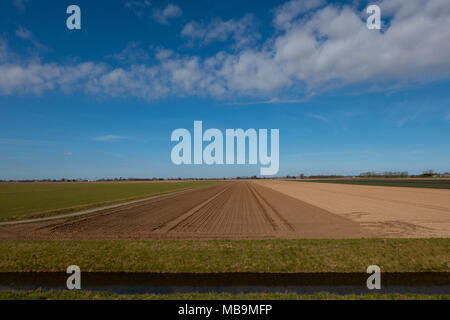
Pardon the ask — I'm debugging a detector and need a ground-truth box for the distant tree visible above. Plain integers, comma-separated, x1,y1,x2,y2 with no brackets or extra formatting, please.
421,170,434,177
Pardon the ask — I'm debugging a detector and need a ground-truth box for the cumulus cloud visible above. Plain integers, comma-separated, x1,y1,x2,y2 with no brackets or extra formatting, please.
1,0,450,100
0,60,106,95
270,0,450,90
153,4,182,25
218,50,290,94
182,14,260,48
273,0,324,29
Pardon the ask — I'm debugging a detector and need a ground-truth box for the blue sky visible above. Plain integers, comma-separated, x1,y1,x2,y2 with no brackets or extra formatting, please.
0,0,449,179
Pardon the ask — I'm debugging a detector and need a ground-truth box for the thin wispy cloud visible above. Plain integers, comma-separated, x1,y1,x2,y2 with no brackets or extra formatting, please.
13,0,28,13
228,96,312,105
108,42,150,63
15,26,48,51
93,135,128,142
124,0,151,17
342,111,364,118
397,116,411,128
308,113,328,122
0,138,49,145
287,150,381,158
396,110,426,127
15,27,32,40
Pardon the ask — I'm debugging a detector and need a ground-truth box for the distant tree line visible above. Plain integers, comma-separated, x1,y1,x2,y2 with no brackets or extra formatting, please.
360,171,409,178
1,170,450,182
292,170,450,179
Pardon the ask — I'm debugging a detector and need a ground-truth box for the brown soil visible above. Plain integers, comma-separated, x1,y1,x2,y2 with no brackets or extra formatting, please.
0,181,370,240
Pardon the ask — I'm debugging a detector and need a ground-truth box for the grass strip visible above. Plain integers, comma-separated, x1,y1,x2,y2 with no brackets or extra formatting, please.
0,239,448,273
0,289,447,300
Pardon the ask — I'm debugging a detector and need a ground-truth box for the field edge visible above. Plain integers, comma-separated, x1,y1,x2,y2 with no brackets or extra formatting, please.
0,289,448,300
1,239,448,273
0,181,221,223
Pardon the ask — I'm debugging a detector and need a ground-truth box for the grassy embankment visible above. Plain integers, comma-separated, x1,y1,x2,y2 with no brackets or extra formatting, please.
293,179,450,189
0,181,219,222
1,239,447,300
1,239,448,273
0,289,447,300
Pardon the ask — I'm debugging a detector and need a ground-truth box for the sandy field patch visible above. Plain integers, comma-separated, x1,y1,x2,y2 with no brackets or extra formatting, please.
253,180,450,238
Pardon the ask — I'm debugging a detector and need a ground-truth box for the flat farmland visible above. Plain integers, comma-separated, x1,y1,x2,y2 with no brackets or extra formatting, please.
1,180,449,239
0,181,368,240
0,181,218,222
255,180,450,238
295,178,450,189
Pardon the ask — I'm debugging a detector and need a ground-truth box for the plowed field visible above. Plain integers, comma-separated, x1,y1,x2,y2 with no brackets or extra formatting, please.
0,181,369,240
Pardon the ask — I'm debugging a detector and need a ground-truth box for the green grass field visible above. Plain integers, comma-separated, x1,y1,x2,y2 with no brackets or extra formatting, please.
294,179,450,189
0,181,218,221
0,289,447,300
1,239,448,272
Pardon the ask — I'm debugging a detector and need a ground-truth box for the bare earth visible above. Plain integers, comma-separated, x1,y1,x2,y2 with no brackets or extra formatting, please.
0,181,370,240
1,180,448,239
254,180,450,238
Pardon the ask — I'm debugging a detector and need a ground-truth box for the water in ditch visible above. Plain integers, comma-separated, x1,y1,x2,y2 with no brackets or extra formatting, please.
0,272,448,295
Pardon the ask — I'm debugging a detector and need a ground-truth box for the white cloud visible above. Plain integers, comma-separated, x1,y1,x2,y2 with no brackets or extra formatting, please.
93,135,128,142
15,27,32,40
13,0,28,13
0,61,106,95
308,113,328,122
228,95,312,105
124,0,151,17
271,0,450,90
153,4,182,25
273,0,324,29
1,0,450,100
109,42,150,63
0,37,10,63
182,14,260,48
15,27,49,51
218,50,290,94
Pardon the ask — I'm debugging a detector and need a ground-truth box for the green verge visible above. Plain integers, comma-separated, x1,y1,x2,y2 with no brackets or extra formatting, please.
0,289,448,300
0,181,219,222
292,179,450,189
0,239,448,272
